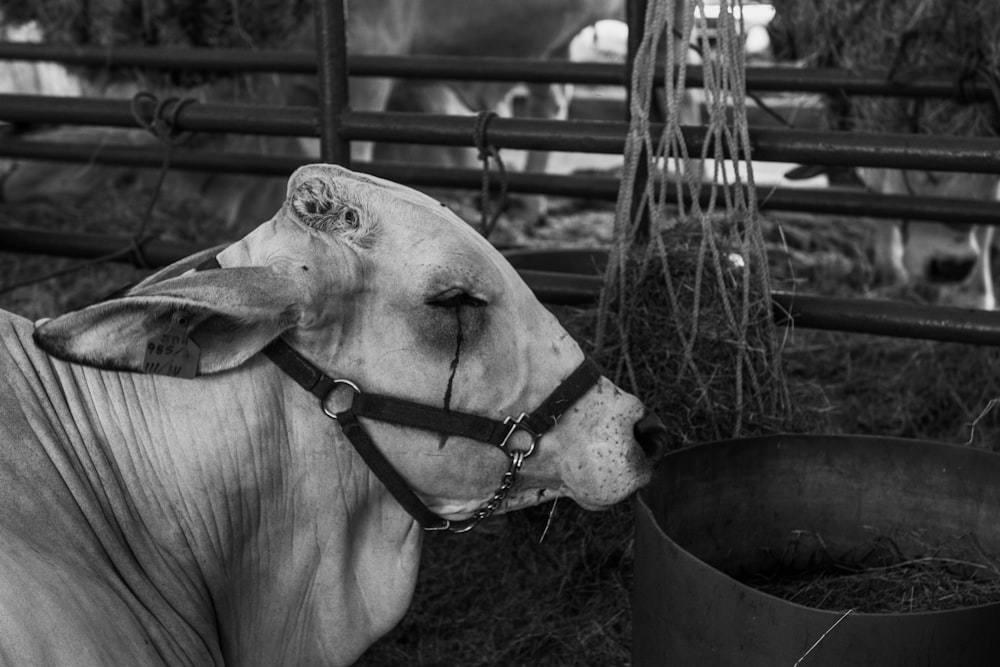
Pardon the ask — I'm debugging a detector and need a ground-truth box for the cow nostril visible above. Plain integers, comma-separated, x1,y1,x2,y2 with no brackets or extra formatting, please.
634,412,669,463
928,256,976,283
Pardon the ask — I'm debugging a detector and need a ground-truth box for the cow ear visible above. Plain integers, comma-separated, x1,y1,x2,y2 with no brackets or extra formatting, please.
33,265,308,376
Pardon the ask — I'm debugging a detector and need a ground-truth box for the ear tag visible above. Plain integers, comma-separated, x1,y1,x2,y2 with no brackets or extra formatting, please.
141,311,200,379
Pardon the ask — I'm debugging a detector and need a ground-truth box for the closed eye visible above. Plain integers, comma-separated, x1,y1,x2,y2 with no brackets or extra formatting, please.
426,290,487,309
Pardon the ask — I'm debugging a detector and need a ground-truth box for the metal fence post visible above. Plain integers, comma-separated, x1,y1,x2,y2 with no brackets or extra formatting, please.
313,0,352,166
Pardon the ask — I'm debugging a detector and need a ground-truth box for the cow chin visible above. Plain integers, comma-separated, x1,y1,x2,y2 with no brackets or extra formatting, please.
562,468,653,511
552,450,655,511
495,462,651,515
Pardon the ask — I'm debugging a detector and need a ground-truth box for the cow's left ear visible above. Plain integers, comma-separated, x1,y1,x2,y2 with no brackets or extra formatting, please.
33,265,310,376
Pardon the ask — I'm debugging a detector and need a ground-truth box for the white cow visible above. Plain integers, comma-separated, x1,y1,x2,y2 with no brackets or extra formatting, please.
859,167,998,310
0,0,625,233
2,164,666,665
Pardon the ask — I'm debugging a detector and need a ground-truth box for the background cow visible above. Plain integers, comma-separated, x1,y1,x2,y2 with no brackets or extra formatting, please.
858,168,999,310
0,0,625,237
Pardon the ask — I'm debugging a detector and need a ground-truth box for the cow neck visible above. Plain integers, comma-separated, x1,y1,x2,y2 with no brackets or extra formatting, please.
194,256,602,533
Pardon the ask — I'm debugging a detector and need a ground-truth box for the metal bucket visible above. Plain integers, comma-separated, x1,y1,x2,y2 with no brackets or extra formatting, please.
633,434,1000,666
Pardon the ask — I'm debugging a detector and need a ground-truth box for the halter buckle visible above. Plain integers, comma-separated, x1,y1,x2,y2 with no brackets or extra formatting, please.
498,412,540,459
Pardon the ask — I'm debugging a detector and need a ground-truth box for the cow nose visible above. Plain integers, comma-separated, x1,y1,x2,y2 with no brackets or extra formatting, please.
634,412,669,463
928,256,976,283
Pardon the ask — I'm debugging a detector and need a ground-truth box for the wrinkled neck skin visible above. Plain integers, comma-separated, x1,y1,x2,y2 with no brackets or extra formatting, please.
39,342,422,666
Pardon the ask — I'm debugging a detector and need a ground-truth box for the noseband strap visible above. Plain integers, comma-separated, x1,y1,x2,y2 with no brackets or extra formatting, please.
193,256,603,532
263,338,602,532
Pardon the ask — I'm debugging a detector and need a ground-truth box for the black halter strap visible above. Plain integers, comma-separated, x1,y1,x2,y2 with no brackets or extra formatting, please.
194,256,603,532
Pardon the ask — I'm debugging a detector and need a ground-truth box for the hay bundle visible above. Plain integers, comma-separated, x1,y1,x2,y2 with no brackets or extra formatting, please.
0,0,312,87
0,0,310,49
769,0,1000,137
595,0,792,445
592,217,792,445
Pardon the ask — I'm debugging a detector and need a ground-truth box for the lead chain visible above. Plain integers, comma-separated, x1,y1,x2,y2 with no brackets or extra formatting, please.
452,450,526,532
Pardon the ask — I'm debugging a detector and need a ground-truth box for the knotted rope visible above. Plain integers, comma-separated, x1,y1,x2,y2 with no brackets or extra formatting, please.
472,109,508,240
126,92,198,268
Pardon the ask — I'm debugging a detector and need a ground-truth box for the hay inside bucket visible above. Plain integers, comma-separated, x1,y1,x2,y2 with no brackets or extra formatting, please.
740,530,1000,613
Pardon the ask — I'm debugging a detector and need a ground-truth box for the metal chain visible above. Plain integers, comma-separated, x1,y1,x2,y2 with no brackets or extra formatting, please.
451,450,526,532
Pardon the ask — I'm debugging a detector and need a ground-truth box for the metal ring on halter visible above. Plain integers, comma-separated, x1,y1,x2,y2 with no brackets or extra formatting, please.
498,412,540,459
321,379,362,420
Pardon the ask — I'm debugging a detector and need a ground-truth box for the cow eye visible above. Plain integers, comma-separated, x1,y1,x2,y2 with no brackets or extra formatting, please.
427,289,487,309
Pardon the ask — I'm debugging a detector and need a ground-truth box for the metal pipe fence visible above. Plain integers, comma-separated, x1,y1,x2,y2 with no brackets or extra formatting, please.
2,94,999,173
1,0,999,345
0,41,994,100
2,135,1000,226
7,223,1000,345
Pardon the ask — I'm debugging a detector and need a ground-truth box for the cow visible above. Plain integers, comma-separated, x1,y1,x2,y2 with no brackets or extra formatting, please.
1,164,667,665
349,0,626,230
0,0,625,236
858,167,998,310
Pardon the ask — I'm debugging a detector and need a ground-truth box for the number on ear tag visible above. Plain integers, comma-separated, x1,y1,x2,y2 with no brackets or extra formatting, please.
142,311,200,379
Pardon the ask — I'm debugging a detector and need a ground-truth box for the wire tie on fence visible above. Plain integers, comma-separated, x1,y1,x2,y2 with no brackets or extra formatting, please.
885,30,922,87
124,232,156,271
130,92,198,145
954,50,987,105
472,110,508,240
125,92,198,269
955,50,1000,131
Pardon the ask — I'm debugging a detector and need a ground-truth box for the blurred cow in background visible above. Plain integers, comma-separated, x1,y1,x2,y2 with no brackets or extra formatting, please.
768,0,1000,310
858,168,999,310
0,0,624,239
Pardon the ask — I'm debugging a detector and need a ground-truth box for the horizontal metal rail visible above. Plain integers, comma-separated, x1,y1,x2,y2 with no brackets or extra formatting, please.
345,111,1000,173
1,138,998,225
0,228,199,268
4,225,1000,344
0,42,992,101
0,139,308,174
3,39,997,349
1,95,999,172
771,293,1000,345
0,94,316,135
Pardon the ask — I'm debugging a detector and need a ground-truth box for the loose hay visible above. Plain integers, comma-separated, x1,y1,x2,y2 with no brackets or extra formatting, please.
765,211,1000,448
740,531,1000,613
0,0,311,50
769,0,1000,137
0,0,312,87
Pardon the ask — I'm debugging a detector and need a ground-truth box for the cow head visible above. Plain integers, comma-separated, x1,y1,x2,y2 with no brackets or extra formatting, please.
34,163,667,520
859,168,998,309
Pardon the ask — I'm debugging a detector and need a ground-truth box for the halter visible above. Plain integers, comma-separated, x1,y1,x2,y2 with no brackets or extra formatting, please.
195,257,602,533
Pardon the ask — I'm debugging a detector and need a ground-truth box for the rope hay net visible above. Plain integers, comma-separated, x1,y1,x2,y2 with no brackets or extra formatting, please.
594,0,791,446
